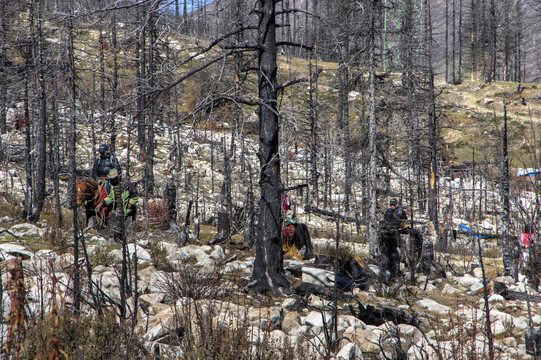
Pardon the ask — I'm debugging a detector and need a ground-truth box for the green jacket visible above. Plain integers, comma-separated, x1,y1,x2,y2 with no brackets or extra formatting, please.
104,180,139,216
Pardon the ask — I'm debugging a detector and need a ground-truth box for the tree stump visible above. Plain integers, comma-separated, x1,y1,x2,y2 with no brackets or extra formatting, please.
163,179,177,225
526,327,541,356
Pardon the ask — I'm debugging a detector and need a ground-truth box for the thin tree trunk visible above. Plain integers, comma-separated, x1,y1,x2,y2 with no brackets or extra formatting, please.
338,60,352,212
0,0,7,134
67,0,80,313
426,0,440,246
458,0,463,82
501,104,514,278
489,0,497,82
309,53,319,205
452,0,456,84
136,7,146,149
368,0,379,259
52,97,62,227
471,0,477,80
145,6,156,195
111,10,118,153
445,0,449,82
31,0,47,223
23,3,33,221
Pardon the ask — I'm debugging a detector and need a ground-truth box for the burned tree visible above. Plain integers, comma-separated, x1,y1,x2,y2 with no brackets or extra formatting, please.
248,0,291,295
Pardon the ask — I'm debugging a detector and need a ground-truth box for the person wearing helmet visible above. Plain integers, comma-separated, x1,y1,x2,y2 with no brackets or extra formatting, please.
383,198,407,230
92,143,122,181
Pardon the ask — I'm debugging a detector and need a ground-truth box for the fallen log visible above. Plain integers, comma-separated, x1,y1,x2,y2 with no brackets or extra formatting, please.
457,230,503,239
304,204,361,224
497,289,541,302
349,301,419,327
283,184,308,192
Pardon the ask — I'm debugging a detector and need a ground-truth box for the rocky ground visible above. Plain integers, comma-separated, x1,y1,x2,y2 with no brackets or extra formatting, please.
1,91,541,359
0,216,538,359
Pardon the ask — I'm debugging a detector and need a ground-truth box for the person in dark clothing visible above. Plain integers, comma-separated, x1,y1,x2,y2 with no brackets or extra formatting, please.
92,143,122,181
383,198,408,231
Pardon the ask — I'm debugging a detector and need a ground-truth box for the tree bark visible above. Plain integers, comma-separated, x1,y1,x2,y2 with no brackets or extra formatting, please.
31,0,47,223
368,0,380,259
23,3,33,221
425,0,440,248
0,0,7,134
136,5,147,149
501,104,514,278
67,0,80,313
249,0,291,295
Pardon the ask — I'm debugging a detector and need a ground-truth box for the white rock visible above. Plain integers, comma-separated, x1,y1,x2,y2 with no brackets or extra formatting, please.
473,267,484,278
54,253,74,270
457,275,481,288
282,311,301,334
423,283,438,291
93,270,119,289
139,293,166,308
337,315,366,333
442,284,460,294
337,342,364,359
501,337,518,347
197,256,216,275
9,223,43,238
490,309,514,323
302,310,332,328
144,313,178,341
36,249,57,260
89,235,107,243
488,294,505,303
308,295,325,307
452,218,469,226
109,248,150,265
494,276,515,285
158,241,178,256
511,282,527,292
267,329,287,347
289,325,310,337
209,245,224,260
492,320,509,336
224,260,251,274
480,220,494,230
180,245,211,261
470,281,484,293
398,323,423,343
513,316,528,330
416,299,451,315
166,249,190,265
0,243,33,260
302,266,334,287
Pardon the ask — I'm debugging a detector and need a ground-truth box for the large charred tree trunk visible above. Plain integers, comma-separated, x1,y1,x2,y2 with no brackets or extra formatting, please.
249,0,291,295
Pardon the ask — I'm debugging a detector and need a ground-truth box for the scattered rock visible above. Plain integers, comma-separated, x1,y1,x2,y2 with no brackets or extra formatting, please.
416,299,451,315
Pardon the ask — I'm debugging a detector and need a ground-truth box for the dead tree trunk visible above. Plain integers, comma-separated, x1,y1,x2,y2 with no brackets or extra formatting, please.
249,0,291,295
